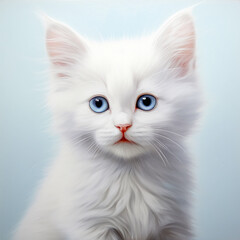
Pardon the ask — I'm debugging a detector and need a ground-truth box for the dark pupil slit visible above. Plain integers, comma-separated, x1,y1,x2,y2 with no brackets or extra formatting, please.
95,99,103,108
142,97,151,106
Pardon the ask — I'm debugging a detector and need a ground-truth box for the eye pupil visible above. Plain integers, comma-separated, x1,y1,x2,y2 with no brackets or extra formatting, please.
95,99,102,108
142,97,151,106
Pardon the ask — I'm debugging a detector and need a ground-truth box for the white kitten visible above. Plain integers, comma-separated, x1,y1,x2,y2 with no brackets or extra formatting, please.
13,8,202,240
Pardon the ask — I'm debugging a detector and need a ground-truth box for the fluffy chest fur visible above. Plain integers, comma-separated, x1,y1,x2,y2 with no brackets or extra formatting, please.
52,148,191,240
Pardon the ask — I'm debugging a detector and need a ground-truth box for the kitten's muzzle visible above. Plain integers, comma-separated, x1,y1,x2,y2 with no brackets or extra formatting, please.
114,124,134,144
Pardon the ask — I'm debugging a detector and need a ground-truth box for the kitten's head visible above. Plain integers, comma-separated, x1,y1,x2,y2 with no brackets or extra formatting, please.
45,9,202,160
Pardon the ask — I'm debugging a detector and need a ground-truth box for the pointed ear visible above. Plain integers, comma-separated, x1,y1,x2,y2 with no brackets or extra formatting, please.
154,9,196,77
44,16,87,77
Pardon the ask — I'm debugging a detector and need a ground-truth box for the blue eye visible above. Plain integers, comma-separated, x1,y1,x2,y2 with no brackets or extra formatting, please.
89,96,109,113
136,94,156,111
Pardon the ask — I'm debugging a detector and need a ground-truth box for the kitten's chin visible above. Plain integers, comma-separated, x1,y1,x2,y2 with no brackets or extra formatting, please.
104,142,146,160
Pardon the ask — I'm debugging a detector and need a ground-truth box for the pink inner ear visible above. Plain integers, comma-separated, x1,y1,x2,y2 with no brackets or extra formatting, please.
46,29,76,67
46,30,60,58
157,10,196,76
45,20,87,71
173,20,195,75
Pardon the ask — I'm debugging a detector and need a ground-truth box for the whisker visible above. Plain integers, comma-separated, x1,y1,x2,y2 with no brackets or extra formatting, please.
154,138,182,163
152,133,185,152
150,140,168,166
92,144,101,160
153,128,184,138
74,135,92,145
87,141,97,153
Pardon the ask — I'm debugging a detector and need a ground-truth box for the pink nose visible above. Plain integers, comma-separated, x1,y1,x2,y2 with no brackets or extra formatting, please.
115,124,132,133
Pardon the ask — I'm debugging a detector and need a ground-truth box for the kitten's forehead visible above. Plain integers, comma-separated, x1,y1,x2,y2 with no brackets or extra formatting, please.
89,38,157,103
91,38,156,76
106,65,137,110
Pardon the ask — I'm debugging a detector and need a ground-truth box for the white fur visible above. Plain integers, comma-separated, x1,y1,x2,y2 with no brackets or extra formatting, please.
13,9,202,240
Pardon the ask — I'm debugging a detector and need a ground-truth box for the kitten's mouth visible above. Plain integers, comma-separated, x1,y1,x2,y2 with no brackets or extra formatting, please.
115,135,135,144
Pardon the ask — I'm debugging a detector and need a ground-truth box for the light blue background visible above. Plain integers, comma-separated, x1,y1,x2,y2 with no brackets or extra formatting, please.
1,0,240,239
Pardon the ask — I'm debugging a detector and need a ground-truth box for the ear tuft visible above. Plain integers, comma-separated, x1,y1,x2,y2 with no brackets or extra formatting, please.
154,9,196,77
